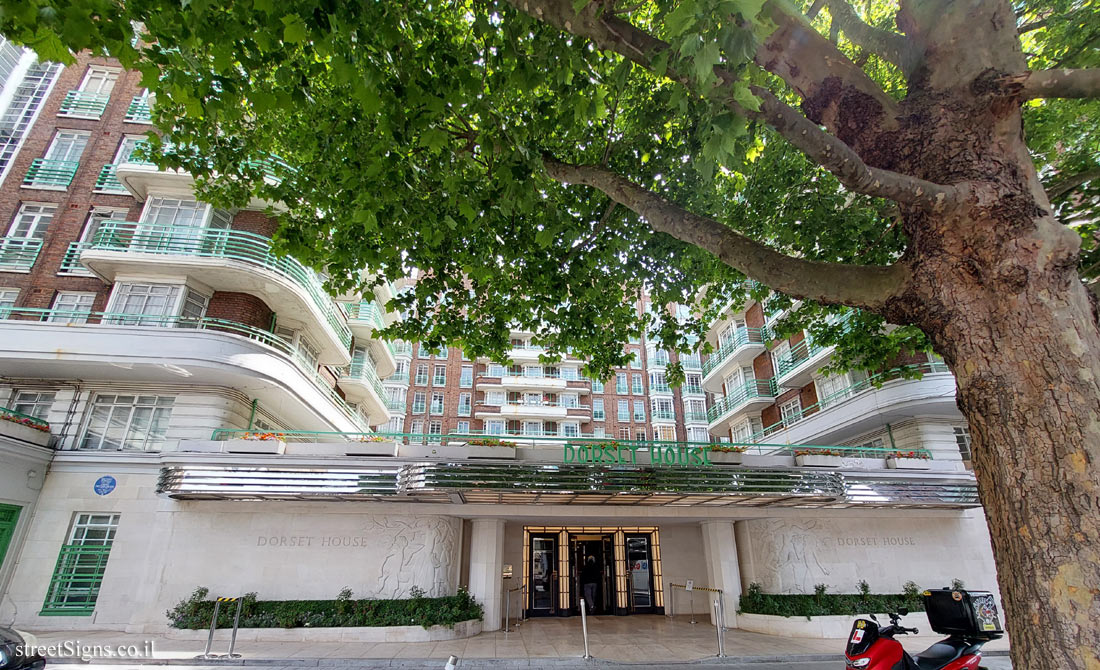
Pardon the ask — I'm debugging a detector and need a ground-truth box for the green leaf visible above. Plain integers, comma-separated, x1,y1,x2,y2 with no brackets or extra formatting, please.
693,41,721,84
281,15,309,44
732,81,762,112
664,1,697,37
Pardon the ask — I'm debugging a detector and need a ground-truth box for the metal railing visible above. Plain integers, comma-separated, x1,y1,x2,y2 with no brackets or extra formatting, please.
58,90,110,117
0,307,367,431
23,159,80,188
341,300,385,329
701,327,768,378
88,220,352,348
0,405,50,432
125,95,151,122
706,378,778,423
682,384,705,396
58,242,94,275
94,163,127,192
0,238,44,271
775,338,826,378
337,360,386,400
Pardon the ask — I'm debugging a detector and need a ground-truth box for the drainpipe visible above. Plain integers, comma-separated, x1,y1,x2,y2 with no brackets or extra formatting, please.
886,423,896,450
247,399,258,430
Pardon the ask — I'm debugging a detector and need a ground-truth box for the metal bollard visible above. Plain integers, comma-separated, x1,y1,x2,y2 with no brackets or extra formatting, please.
689,589,696,624
713,600,725,657
197,599,222,659
504,589,511,634
580,598,592,659
225,597,244,658
444,655,459,669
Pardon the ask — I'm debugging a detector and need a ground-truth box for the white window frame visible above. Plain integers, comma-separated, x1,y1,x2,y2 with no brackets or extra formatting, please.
12,390,55,420
779,397,802,426
485,419,505,436
459,365,473,388
430,392,445,415
79,394,174,451
77,66,120,96
592,398,604,421
7,202,56,239
48,291,96,323
43,130,90,162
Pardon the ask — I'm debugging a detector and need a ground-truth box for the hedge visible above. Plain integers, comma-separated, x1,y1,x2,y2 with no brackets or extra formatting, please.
167,586,482,630
737,581,952,620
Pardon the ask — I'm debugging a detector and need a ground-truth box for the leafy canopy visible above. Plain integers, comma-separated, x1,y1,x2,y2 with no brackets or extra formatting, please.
1,0,1094,379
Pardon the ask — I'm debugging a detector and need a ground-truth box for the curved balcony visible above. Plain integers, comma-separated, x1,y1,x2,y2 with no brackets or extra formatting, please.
79,220,352,364
474,401,591,421
707,378,777,435
336,361,390,425
340,300,397,377
775,339,831,389
701,327,768,393
0,308,367,432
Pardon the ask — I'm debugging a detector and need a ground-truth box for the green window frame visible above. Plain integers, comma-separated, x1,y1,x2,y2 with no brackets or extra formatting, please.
0,503,22,573
41,513,119,616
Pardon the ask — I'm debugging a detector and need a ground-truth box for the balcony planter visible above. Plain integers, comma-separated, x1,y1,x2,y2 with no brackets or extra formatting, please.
887,457,933,470
0,419,51,447
224,437,286,455
286,441,399,457
709,449,744,465
400,443,516,460
796,454,845,468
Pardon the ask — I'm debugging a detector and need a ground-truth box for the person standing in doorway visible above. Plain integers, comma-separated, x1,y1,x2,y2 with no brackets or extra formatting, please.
581,555,599,613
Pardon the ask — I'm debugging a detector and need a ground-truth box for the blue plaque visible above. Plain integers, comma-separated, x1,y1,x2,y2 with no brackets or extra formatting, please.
93,475,117,496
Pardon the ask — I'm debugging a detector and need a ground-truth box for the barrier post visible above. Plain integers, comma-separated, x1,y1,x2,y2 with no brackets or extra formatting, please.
713,600,726,657
197,598,222,659
504,588,511,634
689,589,696,624
225,597,244,658
580,598,592,659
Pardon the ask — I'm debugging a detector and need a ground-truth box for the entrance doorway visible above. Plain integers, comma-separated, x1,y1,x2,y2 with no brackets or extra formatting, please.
0,503,22,572
523,526,663,617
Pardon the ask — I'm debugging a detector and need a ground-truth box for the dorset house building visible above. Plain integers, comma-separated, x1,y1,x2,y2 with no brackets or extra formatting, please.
0,41,1001,635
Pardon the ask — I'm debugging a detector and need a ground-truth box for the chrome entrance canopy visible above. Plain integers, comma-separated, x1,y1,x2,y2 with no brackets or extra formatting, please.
157,462,981,509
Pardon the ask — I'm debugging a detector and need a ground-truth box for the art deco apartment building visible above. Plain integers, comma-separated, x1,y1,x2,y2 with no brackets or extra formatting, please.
0,45,998,640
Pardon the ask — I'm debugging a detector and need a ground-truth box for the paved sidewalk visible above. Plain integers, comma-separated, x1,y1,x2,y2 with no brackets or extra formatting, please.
23,615,1010,665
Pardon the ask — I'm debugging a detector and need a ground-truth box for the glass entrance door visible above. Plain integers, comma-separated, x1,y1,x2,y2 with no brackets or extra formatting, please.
626,534,657,612
571,534,613,615
527,534,558,616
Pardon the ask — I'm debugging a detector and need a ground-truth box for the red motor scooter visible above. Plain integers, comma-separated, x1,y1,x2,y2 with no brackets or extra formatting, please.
844,588,1004,669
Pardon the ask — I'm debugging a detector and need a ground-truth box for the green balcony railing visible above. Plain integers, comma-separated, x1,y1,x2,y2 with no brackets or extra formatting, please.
342,300,386,329
58,90,111,118
386,398,407,412
680,354,702,370
385,370,409,384
775,339,826,379
58,242,94,275
23,159,80,188
684,410,709,423
0,238,44,272
1,406,50,432
701,327,769,378
94,164,127,192
89,220,353,349
0,307,368,431
706,378,778,423
650,382,672,394
651,409,676,420
339,360,386,402
390,341,413,356
682,384,705,396
125,96,151,123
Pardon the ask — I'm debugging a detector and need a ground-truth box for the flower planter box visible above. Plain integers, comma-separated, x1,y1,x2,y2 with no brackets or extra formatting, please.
516,447,571,462
164,618,482,643
887,457,933,470
223,438,286,455
737,612,927,639
399,443,516,460
0,420,51,447
796,454,844,467
709,451,744,465
286,441,399,457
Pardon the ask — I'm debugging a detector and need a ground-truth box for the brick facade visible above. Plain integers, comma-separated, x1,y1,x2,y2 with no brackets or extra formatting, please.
205,291,274,331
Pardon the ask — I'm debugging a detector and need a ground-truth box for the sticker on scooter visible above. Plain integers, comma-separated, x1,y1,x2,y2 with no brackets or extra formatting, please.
851,629,865,644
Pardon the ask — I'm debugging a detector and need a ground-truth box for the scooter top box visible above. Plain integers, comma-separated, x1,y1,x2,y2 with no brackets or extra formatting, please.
922,588,1004,640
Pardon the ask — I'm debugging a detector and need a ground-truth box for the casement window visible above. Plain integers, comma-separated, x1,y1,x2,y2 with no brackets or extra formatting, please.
113,135,145,165
430,392,444,415
487,363,505,378
459,365,473,388
687,426,710,443
592,398,604,421
427,420,442,443
633,400,646,423
78,207,129,244
456,420,470,434
12,390,55,419
649,371,669,392
651,397,674,420
41,513,120,615
632,374,643,395
410,420,424,443
78,66,119,96
655,425,676,441
617,399,629,422
106,282,208,326
433,364,447,386
411,391,426,414
139,197,217,230
618,427,631,441
629,351,642,369
8,202,56,239
719,318,748,348
382,416,404,434
414,364,429,386
523,364,542,378
561,422,579,438
80,394,174,451
485,390,505,406
522,421,542,436
561,366,578,381
389,359,409,382
683,373,704,395
48,291,95,323
724,366,755,395
954,426,972,461
485,419,505,436
591,378,604,394
592,427,605,438
771,340,792,373
615,373,628,393
681,354,702,370
779,397,803,427
730,417,763,443
561,393,578,409
457,392,471,416
386,386,406,406
650,349,670,367
684,399,707,423
44,130,89,163
0,288,19,315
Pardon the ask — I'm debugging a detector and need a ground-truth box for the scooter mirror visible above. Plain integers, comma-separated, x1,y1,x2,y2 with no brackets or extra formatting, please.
898,607,908,616
869,613,878,622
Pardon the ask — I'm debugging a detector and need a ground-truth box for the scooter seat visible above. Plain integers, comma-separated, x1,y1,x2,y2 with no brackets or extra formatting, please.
912,639,972,669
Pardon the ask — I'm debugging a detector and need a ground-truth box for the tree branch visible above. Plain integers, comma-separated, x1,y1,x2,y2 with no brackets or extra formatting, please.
995,69,1100,99
1046,167,1100,201
822,0,918,74
543,158,911,309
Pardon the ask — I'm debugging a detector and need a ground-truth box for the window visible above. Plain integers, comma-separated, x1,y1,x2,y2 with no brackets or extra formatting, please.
140,197,208,230
593,427,605,438
816,371,867,408
688,426,710,442
44,130,89,163
616,373,627,394
655,425,676,441
0,59,61,183
113,135,144,165
617,399,630,421
456,420,470,434
629,351,642,369
428,420,442,443
433,364,447,386
412,391,426,414
649,371,669,393
772,340,792,374
78,66,119,96
633,400,646,422
650,349,670,367
77,207,129,246
779,397,802,426
383,416,404,434
12,390,55,419
487,363,505,378
632,374,643,395
458,392,471,416
41,513,120,615
460,365,473,388
684,399,707,423
485,390,505,406
80,394,174,451
618,427,631,441
486,420,505,436
591,378,604,394
388,359,409,382
430,392,445,415
410,419,424,443
296,334,320,369
386,387,407,409
107,283,184,324
651,397,674,420
48,291,95,323
561,366,578,381
561,393,579,409
592,398,604,421
955,426,972,461
522,421,542,436
683,373,704,395
730,417,762,443
8,202,56,239
414,364,429,386
562,422,579,438
0,288,17,316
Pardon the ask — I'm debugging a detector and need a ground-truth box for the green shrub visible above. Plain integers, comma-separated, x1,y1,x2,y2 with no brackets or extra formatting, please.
738,582,926,620
167,586,482,630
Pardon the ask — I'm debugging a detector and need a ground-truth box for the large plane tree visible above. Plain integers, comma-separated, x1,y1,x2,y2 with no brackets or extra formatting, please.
4,0,1099,665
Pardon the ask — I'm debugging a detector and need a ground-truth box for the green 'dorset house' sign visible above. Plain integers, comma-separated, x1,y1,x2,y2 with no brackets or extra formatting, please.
563,443,713,467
